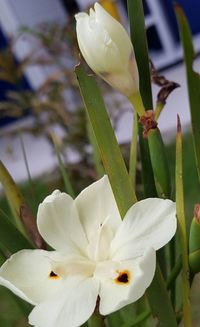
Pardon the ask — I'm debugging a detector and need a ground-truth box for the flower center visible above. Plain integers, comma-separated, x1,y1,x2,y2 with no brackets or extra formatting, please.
115,270,131,285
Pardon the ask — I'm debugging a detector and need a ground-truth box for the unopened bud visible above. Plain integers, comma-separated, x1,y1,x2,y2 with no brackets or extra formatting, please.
75,2,139,97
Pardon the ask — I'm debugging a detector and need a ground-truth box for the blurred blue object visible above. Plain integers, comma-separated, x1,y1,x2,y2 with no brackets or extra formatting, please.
161,0,200,41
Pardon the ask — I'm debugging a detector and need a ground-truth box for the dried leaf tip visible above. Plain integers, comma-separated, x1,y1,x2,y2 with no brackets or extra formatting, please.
177,114,182,134
194,204,200,223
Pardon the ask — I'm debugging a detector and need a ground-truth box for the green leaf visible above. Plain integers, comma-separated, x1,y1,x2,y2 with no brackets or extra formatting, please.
175,5,200,182
0,160,27,235
176,116,192,326
146,264,177,327
87,121,104,178
75,63,137,218
127,0,152,108
0,161,45,249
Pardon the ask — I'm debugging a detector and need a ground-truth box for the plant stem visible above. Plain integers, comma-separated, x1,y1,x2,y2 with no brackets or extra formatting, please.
18,130,35,199
154,102,164,121
51,133,75,198
129,110,138,187
129,92,145,117
169,237,176,307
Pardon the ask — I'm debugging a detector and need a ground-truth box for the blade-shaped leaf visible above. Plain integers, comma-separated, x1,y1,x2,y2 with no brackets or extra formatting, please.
75,63,137,218
175,5,200,182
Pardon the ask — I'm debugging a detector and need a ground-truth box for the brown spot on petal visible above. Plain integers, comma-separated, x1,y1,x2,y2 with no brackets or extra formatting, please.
115,270,131,285
49,271,60,280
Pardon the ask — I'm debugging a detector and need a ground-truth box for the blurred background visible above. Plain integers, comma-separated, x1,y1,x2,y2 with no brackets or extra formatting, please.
0,0,199,183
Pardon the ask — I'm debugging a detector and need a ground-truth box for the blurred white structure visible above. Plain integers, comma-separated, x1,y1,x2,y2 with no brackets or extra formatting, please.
0,0,198,183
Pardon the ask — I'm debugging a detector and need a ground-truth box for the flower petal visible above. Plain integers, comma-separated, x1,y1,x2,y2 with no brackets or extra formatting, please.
75,175,121,247
37,190,88,254
98,248,156,315
110,198,177,260
94,2,133,64
29,276,99,327
0,250,65,305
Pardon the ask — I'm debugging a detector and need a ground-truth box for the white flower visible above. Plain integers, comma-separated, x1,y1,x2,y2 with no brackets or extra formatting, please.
75,3,139,97
0,176,176,327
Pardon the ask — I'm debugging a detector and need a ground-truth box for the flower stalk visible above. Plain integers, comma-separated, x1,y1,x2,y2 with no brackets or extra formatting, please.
129,110,138,187
128,92,145,117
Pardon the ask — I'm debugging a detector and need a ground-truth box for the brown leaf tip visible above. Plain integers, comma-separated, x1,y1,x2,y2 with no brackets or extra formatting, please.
194,204,200,223
139,110,158,138
177,114,182,134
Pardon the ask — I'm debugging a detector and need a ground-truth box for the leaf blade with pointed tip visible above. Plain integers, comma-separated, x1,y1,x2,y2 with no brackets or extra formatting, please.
175,5,200,182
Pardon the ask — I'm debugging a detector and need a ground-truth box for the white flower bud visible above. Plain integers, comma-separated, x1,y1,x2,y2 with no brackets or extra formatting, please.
75,2,139,97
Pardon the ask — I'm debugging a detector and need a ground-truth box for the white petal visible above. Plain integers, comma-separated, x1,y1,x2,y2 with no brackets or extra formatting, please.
37,190,88,254
0,250,65,305
110,198,177,260
76,14,122,73
75,176,121,258
29,276,99,327
98,248,156,315
94,2,133,64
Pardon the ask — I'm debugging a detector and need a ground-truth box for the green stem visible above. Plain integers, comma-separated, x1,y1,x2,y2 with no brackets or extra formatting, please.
167,256,182,290
18,130,35,199
176,117,192,327
129,110,138,187
128,92,145,117
154,102,164,121
169,237,176,307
